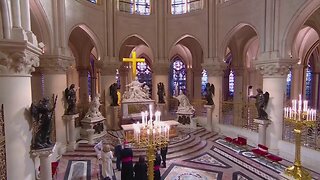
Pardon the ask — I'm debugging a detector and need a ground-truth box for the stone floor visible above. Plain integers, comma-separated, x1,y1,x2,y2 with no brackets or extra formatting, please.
56,125,320,180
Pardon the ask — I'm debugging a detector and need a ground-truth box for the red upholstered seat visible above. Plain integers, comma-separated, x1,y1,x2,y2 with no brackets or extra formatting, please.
225,137,233,143
266,154,282,162
252,144,269,157
232,136,247,146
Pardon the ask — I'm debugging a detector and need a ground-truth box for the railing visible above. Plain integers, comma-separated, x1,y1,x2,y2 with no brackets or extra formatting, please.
220,100,258,132
283,118,320,151
0,104,7,180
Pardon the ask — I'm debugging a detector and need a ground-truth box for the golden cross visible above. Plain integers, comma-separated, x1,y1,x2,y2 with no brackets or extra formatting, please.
123,51,145,80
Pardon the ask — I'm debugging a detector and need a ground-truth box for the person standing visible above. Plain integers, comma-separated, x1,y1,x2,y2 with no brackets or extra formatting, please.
114,138,123,171
94,140,104,160
133,156,148,180
160,144,168,168
101,145,113,180
120,141,134,180
154,150,161,180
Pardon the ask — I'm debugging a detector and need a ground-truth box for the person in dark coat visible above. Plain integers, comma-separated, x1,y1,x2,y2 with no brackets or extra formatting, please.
134,155,148,180
114,138,122,171
120,141,134,180
154,151,161,180
160,144,168,168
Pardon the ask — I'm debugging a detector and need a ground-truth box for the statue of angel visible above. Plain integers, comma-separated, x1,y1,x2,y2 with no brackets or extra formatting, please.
157,82,165,104
250,88,269,120
64,84,77,115
30,95,57,149
205,83,215,105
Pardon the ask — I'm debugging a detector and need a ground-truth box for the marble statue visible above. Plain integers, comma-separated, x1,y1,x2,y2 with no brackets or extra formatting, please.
157,82,165,103
205,83,215,105
122,77,151,102
109,83,119,106
173,90,195,114
64,84,77,115
85,93,103,118
30,95,57,149
250,88,269,120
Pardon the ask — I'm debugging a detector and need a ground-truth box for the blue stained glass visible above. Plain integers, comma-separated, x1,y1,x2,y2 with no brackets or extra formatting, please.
201,69,208,96
286,69,292,99
170,58,187,95
88,0,97,4
136,61,152,96
116,69,120,89
229,70,234,96
88,71,92,98
306,65,312,101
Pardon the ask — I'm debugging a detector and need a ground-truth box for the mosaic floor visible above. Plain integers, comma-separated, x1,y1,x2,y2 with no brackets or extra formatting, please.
56,125,320,180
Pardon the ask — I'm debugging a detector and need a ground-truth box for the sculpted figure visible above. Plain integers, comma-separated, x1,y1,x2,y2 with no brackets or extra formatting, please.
173,90,195,114
122,77,150,101
64,84,77,115
250,88,270,120
85,93,102,118
205,83,215,105
110,83,119,106
30,95,57,149
157,82,165,104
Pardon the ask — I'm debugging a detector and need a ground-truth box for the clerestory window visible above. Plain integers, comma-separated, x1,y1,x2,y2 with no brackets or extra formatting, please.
171,0,203,15
118,0,151,15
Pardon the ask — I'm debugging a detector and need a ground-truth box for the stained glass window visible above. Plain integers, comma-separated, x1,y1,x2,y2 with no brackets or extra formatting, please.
286,69,292,99
201,69,208,96
229,70,234,97
119,0,150,15
170,57,187,95
87,0,97,4
116,69,121,89
88,71,92,98
171,0,203,14
305,65,312,101
136,61,152,96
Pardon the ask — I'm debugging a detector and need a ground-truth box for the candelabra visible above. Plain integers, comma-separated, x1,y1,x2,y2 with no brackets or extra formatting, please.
283,95,316,180
132,106,170,180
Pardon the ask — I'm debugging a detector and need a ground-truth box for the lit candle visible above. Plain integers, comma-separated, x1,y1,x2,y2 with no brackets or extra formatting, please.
149,104,153,121
303,100,308,112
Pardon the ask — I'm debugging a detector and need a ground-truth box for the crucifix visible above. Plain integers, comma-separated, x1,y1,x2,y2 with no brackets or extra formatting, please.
123,51,145,80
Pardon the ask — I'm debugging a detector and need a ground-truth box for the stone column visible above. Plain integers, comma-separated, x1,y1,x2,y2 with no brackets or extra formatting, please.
63,114,79,151
31,148,54,180
99,59,121,130
187,67,194,98
254,119,271,145
255,57,294,152
39,55,73,154
193,69,203,99
202,58,227,132
204,105,214,131
78,67,89,104
0,42,41,180
233,68,244,127
152,61,170,116
291,64,303,100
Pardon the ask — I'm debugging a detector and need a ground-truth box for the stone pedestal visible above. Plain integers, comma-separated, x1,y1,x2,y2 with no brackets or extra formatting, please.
63,114,79,152
254,118,271,145
204,105,214,131
81,116,107,141
176,112,196,128
110,106,121,130
31,147,54,180
87,129,95,145
156,103,167,117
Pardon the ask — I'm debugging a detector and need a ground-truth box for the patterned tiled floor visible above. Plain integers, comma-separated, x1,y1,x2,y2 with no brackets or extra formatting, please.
56,125,320,180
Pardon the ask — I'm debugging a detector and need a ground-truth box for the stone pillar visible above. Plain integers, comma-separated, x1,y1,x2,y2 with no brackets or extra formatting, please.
202,58,227,132
20,0,31,31
204,105,214,131
11,0,22,28
31,148,54,180
193,69,203,99
255,57,294,152
187,67,194,98
99,59,121,130
291,64,303,100
0,42,41,180
78,67,90,104
38,55,73,154
233,68,244,126
254,119,271,145
63,114,79,151
152,61,170,114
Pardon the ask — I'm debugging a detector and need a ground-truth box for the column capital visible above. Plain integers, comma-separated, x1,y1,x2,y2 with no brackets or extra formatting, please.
39,55,74,74
152,62,170,75
98,58,121,76
254,58,297,78
202,58,227,76
31,147,54,158
0,40,41,76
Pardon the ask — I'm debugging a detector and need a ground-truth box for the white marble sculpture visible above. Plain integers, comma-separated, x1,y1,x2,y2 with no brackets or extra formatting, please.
173,90,195,114
85,93,103,118
122,77,151,102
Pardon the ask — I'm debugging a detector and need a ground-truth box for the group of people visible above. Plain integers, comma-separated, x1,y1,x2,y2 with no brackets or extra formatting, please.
94,138,168,180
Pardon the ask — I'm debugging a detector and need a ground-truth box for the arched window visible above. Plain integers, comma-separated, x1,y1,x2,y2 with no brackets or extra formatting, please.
87,0,101,4
171,0,203,15
170,57,187,95
136,61,152,96
305,65,312,101
286,69,292,99
116,69,121,89
229,70,234,97
88,56,95,99
119,0,150,15
201,69,208,96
